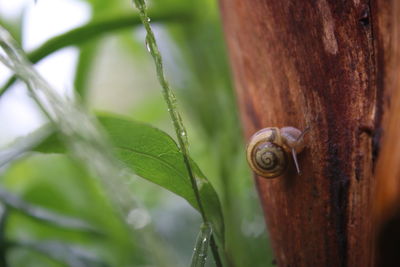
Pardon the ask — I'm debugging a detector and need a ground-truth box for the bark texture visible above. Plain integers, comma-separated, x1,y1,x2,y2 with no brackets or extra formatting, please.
218,0,398,266
373,0,400,266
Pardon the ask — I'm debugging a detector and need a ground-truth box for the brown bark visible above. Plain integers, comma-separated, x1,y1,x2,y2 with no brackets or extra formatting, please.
373,0,400,266
218,1,399,266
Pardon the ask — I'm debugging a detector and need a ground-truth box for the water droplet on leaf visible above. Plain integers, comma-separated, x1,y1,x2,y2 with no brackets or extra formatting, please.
145,39,151,52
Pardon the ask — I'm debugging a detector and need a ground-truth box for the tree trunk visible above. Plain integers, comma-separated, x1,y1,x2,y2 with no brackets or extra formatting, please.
373,0,400,266
218,1,399,266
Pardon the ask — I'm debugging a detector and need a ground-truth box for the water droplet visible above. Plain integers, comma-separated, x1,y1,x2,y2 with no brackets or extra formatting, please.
145,39,151,52
190,223,212,266
195,177,206,190
147,17,151,22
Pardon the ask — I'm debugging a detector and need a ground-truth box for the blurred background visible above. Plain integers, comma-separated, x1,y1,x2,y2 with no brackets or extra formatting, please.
0,0,273,266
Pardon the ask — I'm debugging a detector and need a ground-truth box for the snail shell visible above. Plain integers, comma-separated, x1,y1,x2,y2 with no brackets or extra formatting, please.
246,127,307,178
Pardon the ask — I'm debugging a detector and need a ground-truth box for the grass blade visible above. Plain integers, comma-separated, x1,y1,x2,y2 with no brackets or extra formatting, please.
190,223,212,267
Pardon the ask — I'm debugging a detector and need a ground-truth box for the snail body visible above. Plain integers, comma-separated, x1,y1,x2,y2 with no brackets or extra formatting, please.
246,127,308,178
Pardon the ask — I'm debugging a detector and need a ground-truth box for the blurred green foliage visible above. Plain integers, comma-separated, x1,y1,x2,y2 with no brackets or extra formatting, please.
0,0,274,266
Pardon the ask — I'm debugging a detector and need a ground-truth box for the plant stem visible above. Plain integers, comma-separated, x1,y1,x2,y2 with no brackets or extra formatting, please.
132,0,207,222
210,236,223,267
131,1,222,266
0,7,191,97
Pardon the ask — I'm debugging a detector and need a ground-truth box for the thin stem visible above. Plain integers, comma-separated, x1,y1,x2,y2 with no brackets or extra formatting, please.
210,236,223,267
0,7,191,97
131,1,222,266
133,1,207,221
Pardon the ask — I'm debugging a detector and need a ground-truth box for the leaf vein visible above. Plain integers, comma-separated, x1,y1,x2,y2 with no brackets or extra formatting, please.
117,146,192,188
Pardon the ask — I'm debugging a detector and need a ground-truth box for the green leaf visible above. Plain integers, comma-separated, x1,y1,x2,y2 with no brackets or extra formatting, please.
34,114,225,243
0,8,192,97
33,132,66,154
2,154,147,266
0,187,102,235
98,115,224,243
11,240,109,267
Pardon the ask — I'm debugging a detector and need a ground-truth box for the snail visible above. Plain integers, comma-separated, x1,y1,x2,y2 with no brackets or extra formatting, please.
246,126,309,178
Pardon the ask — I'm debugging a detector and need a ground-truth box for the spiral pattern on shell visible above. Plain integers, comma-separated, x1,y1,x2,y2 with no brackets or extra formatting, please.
249,141,287,178
246,126,308,178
